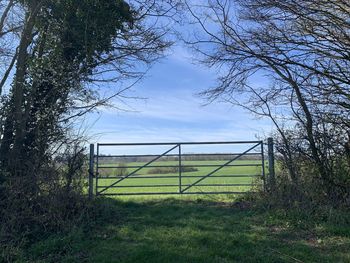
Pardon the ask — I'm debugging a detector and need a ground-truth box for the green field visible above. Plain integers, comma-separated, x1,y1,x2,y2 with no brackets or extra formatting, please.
95,160,264,195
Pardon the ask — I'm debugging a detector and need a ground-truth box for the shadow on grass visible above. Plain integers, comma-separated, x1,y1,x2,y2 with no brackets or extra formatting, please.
26,197,350,263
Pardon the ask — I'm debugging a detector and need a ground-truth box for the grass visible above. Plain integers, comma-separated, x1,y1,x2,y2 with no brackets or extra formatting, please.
97,160,264,195
20,195,350,263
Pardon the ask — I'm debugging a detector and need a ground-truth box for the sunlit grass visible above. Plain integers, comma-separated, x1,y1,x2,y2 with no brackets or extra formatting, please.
25,197,350,263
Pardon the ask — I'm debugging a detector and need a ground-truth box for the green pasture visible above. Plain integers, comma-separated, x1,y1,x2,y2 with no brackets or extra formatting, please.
95,160,265,195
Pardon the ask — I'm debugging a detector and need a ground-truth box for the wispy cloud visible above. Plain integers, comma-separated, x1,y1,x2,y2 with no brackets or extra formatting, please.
86,40,274,153
101,89,237,123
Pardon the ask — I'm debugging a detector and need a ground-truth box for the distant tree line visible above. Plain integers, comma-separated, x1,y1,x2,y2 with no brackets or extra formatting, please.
97,153,262,164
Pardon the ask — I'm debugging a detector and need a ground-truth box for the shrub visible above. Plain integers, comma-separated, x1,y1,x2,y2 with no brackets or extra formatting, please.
147,166,198,174
0,143,89,262
114,163,128,177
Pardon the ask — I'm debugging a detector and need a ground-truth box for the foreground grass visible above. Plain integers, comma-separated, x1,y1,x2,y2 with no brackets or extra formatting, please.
19,196,350,263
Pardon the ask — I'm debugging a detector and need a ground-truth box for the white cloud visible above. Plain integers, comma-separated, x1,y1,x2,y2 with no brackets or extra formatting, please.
100,87,239,123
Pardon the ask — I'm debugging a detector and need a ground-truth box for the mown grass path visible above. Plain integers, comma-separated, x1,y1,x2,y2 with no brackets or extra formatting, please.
27,197,350,263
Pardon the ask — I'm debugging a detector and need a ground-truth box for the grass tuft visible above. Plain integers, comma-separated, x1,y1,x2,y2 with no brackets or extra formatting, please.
16,196,350,263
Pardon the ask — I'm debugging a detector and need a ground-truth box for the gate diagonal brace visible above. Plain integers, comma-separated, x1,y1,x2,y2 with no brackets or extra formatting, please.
98,144,179,195
181,142,262,193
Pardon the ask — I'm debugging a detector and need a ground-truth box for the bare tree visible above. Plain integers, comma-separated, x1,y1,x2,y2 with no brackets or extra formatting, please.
184,0,350,202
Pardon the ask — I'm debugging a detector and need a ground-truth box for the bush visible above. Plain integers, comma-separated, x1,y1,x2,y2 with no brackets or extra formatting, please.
147,166,198,174
115,163,128,177
0,143,90,262
266,129,350,208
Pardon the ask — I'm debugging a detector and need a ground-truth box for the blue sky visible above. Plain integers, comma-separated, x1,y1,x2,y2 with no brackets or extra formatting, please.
87,44,274,152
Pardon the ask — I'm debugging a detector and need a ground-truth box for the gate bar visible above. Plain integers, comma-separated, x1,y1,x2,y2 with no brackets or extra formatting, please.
98,174,261,179
96,143,100,196
179,144,182,193
99,164,262,169
88,144,94,199
101,192,257,196
97,183,256,188
260,142,266,191
98,152,260,158
98,141,262,146
267,137,275,190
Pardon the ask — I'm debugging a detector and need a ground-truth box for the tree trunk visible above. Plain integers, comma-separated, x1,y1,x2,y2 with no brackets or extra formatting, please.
0,2,41,168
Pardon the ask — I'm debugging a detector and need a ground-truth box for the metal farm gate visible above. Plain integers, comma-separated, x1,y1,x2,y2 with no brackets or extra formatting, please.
88,139,275,197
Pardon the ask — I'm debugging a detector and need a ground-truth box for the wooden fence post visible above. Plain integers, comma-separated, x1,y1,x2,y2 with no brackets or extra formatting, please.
89,144,94,199
267,137,276,190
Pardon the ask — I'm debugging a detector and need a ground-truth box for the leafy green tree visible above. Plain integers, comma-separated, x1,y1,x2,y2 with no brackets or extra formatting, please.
0,0,179,243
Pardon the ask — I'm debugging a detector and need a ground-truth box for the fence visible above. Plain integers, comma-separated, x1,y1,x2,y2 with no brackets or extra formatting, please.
88,139,275,197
